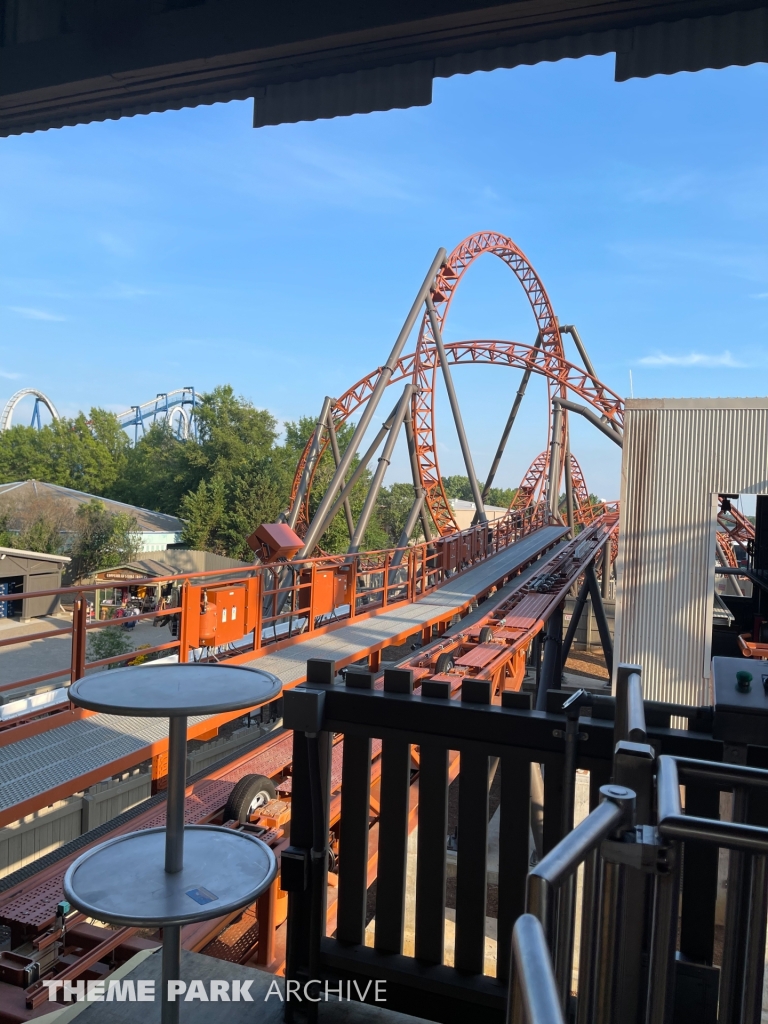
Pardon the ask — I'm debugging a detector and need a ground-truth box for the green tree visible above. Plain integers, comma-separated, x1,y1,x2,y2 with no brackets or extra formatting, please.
0,408,128,495
185,385,279,487
0,512,13,548
69,500,141,579
281,415,388,554
179,477,228,554
487,486,517,508
16,515,65,554
87,626,134,666
110,422,195,514
0,425,51,482
441,475,475,501
377,482,418,547
439,475,516,509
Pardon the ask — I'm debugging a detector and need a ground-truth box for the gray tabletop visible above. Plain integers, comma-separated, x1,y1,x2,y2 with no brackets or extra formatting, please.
68,663,282,717
63,825,277,926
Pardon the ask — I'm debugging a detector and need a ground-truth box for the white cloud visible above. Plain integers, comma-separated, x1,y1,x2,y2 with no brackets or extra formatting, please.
8,306,66,322
0,369,21,380
752,292,768,299
638,351,745,368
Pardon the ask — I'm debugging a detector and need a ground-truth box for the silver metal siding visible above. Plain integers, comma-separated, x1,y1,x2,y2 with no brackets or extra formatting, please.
615,399,768,706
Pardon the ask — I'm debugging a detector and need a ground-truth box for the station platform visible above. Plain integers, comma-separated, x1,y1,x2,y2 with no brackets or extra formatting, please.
0,526,567,829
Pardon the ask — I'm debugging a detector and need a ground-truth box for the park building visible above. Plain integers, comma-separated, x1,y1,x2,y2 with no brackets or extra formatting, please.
0,479,184,553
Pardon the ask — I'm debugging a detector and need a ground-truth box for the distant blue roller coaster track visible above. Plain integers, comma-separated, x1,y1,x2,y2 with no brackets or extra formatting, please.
0,386,197,442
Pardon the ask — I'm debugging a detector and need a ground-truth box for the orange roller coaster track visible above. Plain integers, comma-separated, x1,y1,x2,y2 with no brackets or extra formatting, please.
289,231,625,546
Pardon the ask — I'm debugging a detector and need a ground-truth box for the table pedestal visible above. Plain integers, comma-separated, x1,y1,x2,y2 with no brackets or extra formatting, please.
65,713,276,1023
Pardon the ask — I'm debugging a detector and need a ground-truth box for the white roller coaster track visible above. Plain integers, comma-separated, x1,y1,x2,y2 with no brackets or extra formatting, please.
0,389,60,431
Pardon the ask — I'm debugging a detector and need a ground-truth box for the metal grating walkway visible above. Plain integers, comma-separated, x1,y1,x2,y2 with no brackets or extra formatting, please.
240,526,567,684
0,526,566,823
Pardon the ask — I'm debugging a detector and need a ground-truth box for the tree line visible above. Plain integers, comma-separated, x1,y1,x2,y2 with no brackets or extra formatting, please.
0,385,528,566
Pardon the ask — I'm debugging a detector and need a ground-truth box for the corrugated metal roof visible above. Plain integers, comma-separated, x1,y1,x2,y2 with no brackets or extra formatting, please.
615,6,768,81
253,61,433,128
0,2,765,136
0,546,70,564
615,398,768,707
0,480,183,535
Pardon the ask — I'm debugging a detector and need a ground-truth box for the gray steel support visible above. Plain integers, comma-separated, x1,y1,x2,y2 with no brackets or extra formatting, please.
165,715,187,874
161,924,181,1024
300,248,446,555
287,396,331,530
324,405,356,540
645,854,681,1024
559,324,597,379
601,540,612,599
586,563,614,678
562,573,590,664
301,397,402,550
553,398,623,447
477,333,543,522
564,431,575,534
391,494,425,567
404,413,433,542
348,384,413,553
548,403,564,519
426,294,487,523
536,604,563,711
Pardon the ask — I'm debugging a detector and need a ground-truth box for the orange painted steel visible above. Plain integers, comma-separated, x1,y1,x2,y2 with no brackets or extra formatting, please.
290,339,623,538
413,232,568,534
398,512,619,699
0,501,549,753
289,231,623,541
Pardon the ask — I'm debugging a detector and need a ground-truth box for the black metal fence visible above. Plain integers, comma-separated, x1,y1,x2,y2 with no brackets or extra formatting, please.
280,656,768,1024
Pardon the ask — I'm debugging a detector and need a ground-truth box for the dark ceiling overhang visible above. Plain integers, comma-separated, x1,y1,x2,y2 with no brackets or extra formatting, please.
0,0,766,136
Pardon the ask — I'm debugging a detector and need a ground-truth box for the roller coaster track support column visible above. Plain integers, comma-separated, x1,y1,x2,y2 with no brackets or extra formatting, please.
586,563,613,677
324,405,356,540
548,403,564,520
404,415,433,543
475,333,544,526
426,294,487,524
348,384,413,553
536,603,564,711
288,396,332,530
300,248,446,556
601,540,612,600
559,324,597,379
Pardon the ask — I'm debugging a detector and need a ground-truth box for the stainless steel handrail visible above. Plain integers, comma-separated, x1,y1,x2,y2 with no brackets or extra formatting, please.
509,915,566,1024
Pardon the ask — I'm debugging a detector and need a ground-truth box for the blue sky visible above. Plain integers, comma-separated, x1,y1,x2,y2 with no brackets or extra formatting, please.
0,54,766,501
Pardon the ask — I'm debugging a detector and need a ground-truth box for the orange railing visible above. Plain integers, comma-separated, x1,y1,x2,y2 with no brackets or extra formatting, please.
0,505,549,733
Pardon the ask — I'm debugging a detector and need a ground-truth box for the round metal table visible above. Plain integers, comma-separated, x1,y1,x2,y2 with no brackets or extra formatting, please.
63,663,282,1024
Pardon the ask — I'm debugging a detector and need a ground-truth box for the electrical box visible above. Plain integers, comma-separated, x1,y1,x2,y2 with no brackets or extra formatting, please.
438,537,460,572
198,585,247,647
247,522,303,561
712,656,768,746
298,568,350,617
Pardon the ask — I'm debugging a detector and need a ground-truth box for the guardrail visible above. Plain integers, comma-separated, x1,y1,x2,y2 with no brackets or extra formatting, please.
281,657,747,1024
0,505,548,732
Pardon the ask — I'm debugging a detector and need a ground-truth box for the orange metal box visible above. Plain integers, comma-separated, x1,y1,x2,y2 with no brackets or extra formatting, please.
198,585,247,646
298,568,349,617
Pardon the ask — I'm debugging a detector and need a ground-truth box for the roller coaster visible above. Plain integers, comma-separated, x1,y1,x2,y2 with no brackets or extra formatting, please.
0,386,197,441
0,231,755,1016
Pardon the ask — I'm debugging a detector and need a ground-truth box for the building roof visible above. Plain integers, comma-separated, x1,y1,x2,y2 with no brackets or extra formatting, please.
0,2,764,136
0,481,184,536
93,550,251,582
0,547,70,564
449,499,509,514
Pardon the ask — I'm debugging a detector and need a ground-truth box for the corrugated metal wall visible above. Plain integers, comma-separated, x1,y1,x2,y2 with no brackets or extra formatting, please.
615,399,768,706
